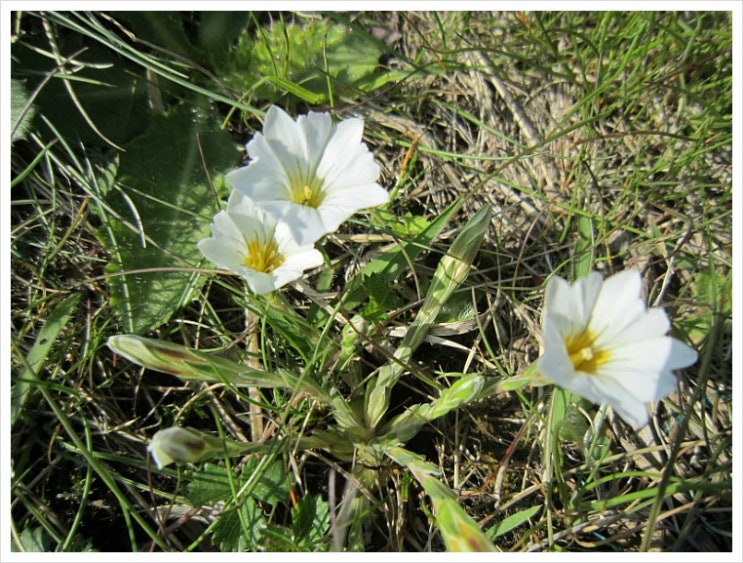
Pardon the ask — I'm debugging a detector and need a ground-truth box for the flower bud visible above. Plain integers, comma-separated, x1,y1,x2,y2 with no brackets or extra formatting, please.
147,427,213,469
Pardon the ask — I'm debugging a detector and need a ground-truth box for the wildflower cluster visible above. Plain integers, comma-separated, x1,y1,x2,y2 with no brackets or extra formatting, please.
197,105,389,293
109,104,699,552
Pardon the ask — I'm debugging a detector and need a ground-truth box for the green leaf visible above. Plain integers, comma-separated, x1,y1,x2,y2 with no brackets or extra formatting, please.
380,375,484,443
242,456,290,507
186,463,233,506
221,17,385,105
364,206,492,429
485,506,540,539
11,79,36,141
114,12,204,64
12,527,53,552
343,197,464,313
572,214,595,279
243,293,327,363
13,38,150,147
97,105,238,333
11,294,80,424
211,499,265,552
686,267,732,345
186,458,288,508
384,446,496,552
293,494,330,548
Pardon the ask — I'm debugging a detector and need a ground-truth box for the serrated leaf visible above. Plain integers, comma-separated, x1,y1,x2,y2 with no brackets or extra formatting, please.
186,458,289,508
243,456,290,506
98,105,238,333
211,499,264,552
293,494,330,548
186,463,234,506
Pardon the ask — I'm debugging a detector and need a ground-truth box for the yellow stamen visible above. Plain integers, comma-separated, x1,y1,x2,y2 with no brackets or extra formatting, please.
565,329,609,375
290,180,325,208
244,239,284,273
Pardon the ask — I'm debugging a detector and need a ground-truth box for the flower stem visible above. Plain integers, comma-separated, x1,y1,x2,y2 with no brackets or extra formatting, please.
246,308,265,442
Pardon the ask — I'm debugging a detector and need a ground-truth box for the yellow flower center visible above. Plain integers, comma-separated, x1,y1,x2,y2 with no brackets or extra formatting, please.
244,239,284,273
565,329,610,375
290,179,325,208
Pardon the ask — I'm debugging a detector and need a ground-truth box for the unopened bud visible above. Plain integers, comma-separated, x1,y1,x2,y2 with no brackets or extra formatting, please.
147,426,264,469
148,427,213,469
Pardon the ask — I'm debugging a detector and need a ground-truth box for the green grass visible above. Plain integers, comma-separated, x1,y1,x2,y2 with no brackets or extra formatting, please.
9,10,734,553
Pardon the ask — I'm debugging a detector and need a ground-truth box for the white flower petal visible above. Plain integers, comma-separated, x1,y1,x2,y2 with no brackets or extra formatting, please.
222,106,387,243
261,106,315,180
589,269,646,341
544,273,602,337
197,236,243,270
537,269,698,429
537,317,576,386
271,248,324,289
270,201,326,246
198,189,323,293
321,152,383,193
241,269,279,295
226,156,292,202
316,118,366,182
299,111,334,164
582,375,651,429
668,338,698,369
596,307,670,348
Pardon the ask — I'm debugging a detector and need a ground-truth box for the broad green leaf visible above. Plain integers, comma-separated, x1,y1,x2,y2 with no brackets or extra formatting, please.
11,294,80,424
186,463,235,506
243,456,290,507
196,12,253,65
12,527,52,552
293,494,330,548
113,12,204,64
211,499,265,552
97,105,238,333
221,17,385,104
12,37,150,147
186,458,288,507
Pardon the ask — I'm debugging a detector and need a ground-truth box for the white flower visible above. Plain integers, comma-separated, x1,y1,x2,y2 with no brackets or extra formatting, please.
536,269,698,429
198,190,323,294
225,105,389,245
